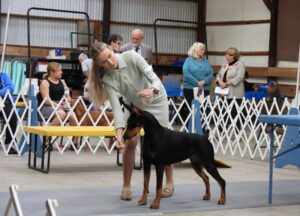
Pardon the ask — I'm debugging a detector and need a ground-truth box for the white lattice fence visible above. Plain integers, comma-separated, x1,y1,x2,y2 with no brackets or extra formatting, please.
0,92,30,155
37,95,116,154
198,97,292,160
1,92,295,160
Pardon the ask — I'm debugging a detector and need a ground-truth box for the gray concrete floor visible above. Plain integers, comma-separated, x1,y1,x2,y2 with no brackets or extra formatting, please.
1,146,299,215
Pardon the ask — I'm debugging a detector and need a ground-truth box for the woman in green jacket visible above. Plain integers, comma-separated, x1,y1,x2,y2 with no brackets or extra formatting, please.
87,42,174,201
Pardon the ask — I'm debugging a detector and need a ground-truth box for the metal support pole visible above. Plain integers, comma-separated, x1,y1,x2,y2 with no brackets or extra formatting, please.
0,7,11,71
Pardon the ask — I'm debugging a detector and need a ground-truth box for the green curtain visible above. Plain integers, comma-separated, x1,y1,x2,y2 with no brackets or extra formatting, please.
2,61,26,94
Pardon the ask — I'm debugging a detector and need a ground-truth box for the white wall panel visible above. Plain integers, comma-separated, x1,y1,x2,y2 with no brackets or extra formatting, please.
207,0,244,22
207,24,269,52
1,17,76,48
207,0,269,22
243,0,270,20
111,0,197,25
206,0,270,67
241,24,269,51
207,26,244,52
209,56,268,67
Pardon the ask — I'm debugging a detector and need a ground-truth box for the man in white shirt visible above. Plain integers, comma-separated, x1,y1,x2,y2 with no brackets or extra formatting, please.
78,52,93,83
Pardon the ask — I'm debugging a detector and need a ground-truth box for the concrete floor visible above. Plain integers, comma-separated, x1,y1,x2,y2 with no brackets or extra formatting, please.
0,147,299,215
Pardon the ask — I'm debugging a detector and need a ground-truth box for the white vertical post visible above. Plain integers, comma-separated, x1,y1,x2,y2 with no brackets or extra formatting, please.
0,7,11,72
45,199,59,216
295,44,300,107
4,184,23,216
192,104,195,133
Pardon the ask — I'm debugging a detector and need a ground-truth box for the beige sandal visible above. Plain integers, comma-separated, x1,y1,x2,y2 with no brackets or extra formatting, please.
161,187,174,198
120,188,132,201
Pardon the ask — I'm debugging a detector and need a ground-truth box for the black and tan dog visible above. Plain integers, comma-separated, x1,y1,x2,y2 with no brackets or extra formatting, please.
122,103,226,209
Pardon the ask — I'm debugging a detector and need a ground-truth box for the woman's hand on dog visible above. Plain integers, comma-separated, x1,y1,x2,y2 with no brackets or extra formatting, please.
116,138,125,149
116,128,126,149
137,88,155,98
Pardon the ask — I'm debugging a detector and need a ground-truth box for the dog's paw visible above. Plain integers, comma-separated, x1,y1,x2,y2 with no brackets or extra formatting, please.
202,194,210,200
138,197,147,206
218,198,226,205
150,202,160,209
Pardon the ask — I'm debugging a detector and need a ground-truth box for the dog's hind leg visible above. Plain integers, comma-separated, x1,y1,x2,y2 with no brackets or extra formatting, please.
150,165,164,209
138,161,151,206
190,160,211,200
204,164,226,205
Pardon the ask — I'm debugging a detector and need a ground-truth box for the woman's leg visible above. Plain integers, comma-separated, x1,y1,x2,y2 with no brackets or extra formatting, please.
164,164,174,191
50,110,66,126
122,135,139,189
67,112,79,146
181,88,194,122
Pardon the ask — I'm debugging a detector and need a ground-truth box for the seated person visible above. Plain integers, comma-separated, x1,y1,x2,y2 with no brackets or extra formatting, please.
38,62,78,148
106,34,123,53
0,72,18,154
265,79,281,101
244,71,256,92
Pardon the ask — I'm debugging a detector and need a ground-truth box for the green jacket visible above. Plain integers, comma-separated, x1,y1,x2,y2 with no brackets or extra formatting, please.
102,50,167,128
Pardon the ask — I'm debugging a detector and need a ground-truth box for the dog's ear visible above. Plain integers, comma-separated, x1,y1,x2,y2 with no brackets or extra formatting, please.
119,97,143,114
119,97,132,112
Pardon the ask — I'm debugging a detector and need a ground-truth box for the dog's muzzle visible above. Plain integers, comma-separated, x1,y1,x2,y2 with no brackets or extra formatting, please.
123,127,142,140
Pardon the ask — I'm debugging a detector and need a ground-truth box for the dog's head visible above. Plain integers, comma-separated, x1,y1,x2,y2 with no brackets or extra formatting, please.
120,98,144,140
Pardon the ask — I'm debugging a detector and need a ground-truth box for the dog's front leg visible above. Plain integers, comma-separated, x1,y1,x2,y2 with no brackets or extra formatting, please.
150,165,164,209
138,161,151,206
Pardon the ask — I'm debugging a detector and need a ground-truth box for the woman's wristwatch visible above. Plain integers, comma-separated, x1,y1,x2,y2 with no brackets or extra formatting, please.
151,87,159,95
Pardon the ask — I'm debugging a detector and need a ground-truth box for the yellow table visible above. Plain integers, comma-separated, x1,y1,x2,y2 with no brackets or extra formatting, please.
24,126,143,173
24,126,117,137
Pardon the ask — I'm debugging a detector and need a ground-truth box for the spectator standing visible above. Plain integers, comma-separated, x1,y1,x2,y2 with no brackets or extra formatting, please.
122,29,152,64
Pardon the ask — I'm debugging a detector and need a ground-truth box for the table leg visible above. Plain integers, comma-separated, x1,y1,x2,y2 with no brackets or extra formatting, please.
28,133,33,167
47,137,52,173
33,134,37,168
41,136,46,170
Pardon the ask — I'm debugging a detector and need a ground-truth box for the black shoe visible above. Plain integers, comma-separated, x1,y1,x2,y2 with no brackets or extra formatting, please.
8,148,18,154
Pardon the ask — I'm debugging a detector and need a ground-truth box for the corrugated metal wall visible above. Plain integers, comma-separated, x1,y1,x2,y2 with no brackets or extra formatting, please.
0,0,197,53
1,17,77,47
111,0,197,25
2,0,88,18
0,0,103,48
111,0,198,54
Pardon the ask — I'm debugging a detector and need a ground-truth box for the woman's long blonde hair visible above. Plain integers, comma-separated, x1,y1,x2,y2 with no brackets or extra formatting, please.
87,41,109,107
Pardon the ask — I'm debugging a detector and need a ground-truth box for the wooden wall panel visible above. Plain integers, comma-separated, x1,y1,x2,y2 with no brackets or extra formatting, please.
277,0,300,61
